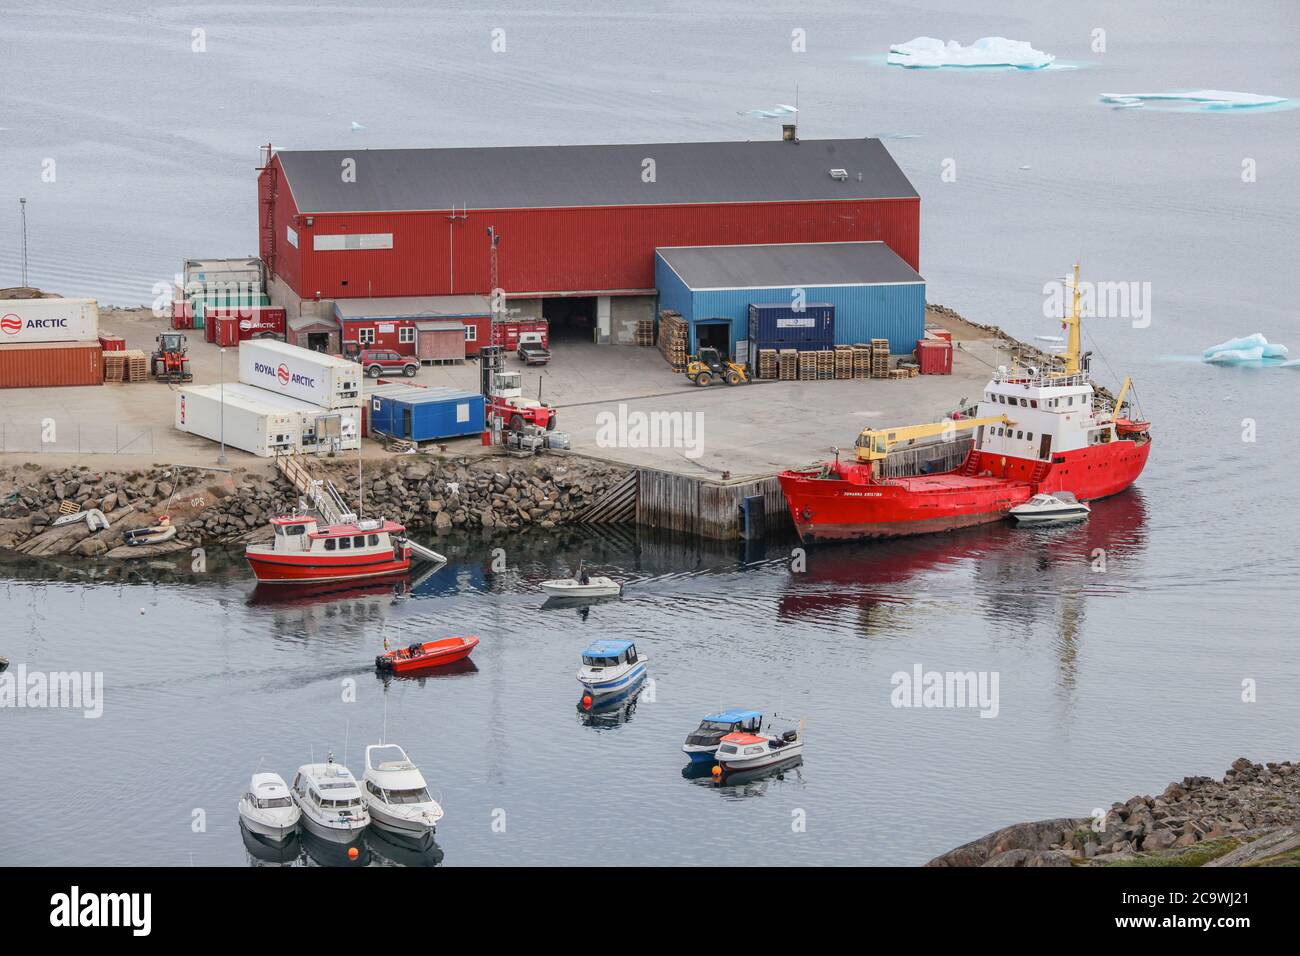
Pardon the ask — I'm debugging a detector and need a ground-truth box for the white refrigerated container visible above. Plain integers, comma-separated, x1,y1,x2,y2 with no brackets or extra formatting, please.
175,385,300,458
237,339,361,410
0,298,99,343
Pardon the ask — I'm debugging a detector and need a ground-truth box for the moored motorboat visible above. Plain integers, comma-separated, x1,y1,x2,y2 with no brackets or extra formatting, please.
576,640,646,696
375,636,478,673
246,515,411,584
361,743,444,837
238,772,301,841
682,709,764,763
715,726,804,773
290,754,370,842
541,563,622,599
1008,491,1091,524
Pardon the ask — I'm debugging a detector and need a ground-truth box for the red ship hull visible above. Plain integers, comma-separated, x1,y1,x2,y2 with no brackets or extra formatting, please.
779,439,1151,543
246,548,411,584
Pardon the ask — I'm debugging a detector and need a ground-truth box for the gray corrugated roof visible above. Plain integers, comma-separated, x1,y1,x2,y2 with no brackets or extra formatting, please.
656,241,924,290
334,295,491,319
277,139,916,213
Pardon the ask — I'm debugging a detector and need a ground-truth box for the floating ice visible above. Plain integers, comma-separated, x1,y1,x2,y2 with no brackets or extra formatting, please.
739,104,798,119
1202,333,1290,365
350,120,366,131
1101,90,1288,111
887,37,1054,70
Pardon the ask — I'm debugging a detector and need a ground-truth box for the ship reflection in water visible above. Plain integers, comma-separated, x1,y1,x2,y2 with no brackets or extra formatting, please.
776,488,1149,690
240,820,444,868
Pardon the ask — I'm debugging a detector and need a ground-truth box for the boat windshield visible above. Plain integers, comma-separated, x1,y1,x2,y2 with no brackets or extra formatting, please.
255,796,293,810
697,720,735,732
321,797,361,809
384,787,433,805
582,655,620,667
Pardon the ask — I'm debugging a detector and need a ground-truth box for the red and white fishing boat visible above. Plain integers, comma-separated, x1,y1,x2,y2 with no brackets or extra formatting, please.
778,265,1152,542
245,514,412,583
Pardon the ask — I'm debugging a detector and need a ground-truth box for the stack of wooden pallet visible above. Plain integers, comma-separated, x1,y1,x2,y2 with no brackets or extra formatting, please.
871,339,891,378
852,344,872,379
757,349,779,380
779,349,799,381
657,311,688,371
798,351,818,381
635,317,655,347
816,349,834,380
888,368,912,380
834,345,853,380
104,349,148,383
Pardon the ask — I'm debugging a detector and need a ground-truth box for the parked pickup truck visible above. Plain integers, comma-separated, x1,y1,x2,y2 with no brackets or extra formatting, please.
353,348,420,378
516,332,552,366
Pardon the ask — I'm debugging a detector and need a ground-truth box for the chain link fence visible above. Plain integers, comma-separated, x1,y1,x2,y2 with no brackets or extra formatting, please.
0,423,155,454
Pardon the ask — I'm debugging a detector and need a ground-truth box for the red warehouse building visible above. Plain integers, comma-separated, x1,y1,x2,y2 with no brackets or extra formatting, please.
257,134,919,345
333,295,492,361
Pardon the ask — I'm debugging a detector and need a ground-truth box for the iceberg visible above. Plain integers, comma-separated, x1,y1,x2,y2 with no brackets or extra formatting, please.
1101,90,1287,111
1202,333,1290,365
739,104,798,119
887,37,1054,70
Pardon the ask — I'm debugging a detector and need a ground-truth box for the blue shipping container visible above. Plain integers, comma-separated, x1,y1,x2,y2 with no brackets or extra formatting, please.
368,386,485,441
748,303,835,352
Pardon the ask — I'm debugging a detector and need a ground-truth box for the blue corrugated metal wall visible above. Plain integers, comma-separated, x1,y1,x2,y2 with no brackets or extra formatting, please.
654,254,925,355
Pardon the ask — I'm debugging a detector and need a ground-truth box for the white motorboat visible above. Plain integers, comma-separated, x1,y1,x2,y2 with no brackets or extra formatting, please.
361,743,444,838
540,572,622,599
576,640,647,697
290,753,370,842
714,727,803,773
238,772,301,841
682,709,764,763
1009,491,1091,524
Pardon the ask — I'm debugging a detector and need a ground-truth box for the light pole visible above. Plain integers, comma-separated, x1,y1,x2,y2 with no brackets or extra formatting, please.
18,198,28,288
217,347,228,465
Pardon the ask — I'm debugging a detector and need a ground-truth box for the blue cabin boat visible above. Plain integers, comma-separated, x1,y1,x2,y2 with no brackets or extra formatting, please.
682,708,764,763
576,639,647,696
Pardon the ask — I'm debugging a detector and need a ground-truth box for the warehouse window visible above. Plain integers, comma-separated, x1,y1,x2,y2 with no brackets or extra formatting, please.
357,328,375,345
464,324,477,342
399,326,414,344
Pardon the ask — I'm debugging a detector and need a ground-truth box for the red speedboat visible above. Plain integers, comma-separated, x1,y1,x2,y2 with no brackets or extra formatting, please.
376,636,479,673
245,515,411,584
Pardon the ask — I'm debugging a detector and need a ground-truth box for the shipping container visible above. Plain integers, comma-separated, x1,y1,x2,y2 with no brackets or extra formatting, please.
221,383,360,451
747,303,835,352
98,334,126,352
183,258,264,300
0,297,98,344
209,307,288,347
0,341,103,388
175,385,300,457
367,386,486,442
916,339,953,375
238,339,362,409
491,319,549,350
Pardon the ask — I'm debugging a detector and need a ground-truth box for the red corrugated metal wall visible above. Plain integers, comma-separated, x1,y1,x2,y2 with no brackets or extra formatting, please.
260,157,302,295
267,152,920,301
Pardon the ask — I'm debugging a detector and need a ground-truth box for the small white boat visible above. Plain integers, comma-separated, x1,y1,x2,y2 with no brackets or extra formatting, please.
541,563,622,599
682,709,764,763
238,772,301,841
576,640,647,696
52,508,110,531
714,727,803,773
290,753,370,842
361,743,444,838
1009,491,1091,524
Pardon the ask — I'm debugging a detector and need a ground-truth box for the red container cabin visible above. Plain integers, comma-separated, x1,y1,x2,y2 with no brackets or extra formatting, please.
491,319,549,350
208,307,287,347
0,341,104,388
916,339,953,375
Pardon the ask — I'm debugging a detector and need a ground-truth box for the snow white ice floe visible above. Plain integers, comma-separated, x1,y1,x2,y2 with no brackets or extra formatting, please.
1202,333,1290,366
887,37,1054,70
1100,90,1288,111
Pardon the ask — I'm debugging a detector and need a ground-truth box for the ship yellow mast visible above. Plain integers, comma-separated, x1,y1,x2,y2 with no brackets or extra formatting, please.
1062,261,1083,376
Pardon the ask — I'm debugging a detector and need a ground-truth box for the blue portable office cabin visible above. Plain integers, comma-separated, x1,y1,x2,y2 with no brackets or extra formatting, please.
366,385,485,442
654,241,925,357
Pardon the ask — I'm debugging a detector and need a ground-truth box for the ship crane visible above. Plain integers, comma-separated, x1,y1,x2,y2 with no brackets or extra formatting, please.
855,414,1013,469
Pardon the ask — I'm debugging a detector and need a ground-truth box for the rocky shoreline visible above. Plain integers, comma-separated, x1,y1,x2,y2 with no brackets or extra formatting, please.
928,758,1300,867
0,454,629,559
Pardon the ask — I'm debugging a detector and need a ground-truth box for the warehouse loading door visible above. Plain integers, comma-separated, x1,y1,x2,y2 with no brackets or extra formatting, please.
543,296,598,342
695,319,732,357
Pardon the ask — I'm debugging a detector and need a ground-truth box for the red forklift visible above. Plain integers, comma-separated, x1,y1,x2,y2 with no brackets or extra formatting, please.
152,332,193,383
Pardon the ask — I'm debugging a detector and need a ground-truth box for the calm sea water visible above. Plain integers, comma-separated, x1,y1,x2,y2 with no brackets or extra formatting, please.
1,1,1298,865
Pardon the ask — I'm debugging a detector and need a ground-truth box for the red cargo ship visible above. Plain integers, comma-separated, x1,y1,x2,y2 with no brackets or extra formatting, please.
778,265,1151,542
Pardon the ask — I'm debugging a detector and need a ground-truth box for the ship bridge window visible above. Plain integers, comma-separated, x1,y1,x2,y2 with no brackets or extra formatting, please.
324,539,336,551
1016,430,1023,440
1030,400,1038,408
1027,432,1034,441
353,535,365,548
1019,398,1028,407
339,537,352,549
368,534,379,546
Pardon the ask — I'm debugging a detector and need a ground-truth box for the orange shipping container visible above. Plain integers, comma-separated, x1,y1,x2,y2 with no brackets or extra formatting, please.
0,341,104,388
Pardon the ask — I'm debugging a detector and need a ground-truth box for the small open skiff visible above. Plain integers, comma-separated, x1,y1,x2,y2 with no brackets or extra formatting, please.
1008,491,1091,525
123,516,177,546
376,636,479,674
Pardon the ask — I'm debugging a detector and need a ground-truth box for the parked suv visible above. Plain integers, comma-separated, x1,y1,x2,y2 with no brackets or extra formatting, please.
355,348,419,378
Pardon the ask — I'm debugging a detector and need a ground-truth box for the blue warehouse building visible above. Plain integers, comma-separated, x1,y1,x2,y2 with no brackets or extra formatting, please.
654,241,926,358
